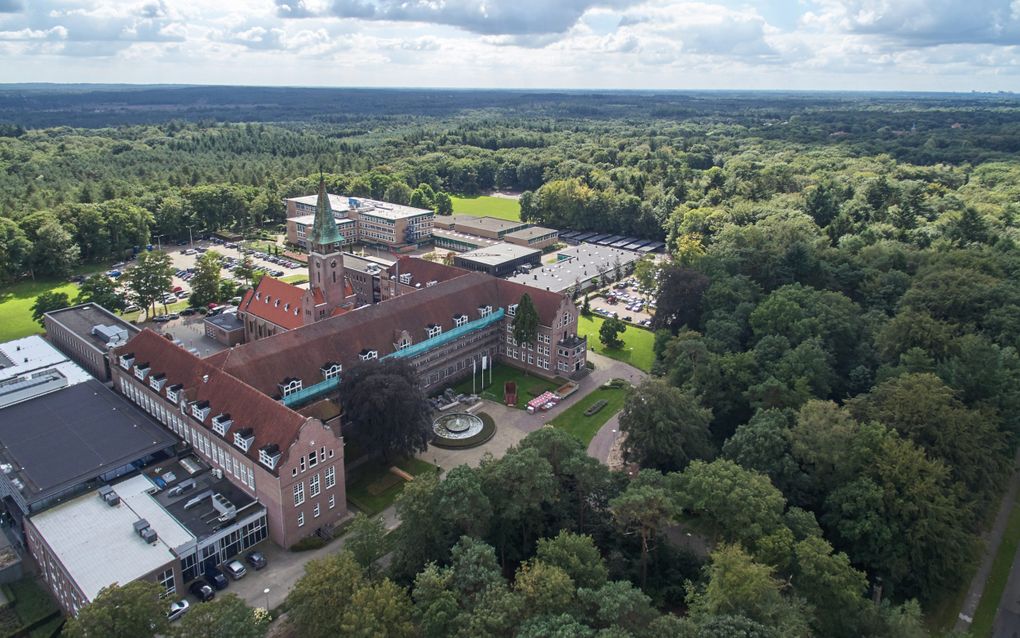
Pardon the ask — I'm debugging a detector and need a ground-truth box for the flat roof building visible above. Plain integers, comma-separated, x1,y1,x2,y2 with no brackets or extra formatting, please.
432,228,497,253
285,193,434,251
453,243,542,277
503,226,559,250
506,243,641,294
456,217,534,239
0,336,93,389
286,213,357,250
204,312,245,347
44,304,140,381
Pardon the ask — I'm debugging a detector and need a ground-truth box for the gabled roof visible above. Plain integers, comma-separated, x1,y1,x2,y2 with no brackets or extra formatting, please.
206,272,568,397
114,330,309,473
240,277,305,330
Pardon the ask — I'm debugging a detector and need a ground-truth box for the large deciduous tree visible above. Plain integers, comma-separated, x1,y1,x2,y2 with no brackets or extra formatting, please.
126,250,174,316
599,316,627,349
170,594,269,638
340,358,431,463
190,249,223,307
76,274,125,312
652,263,710,332
63,581,167,638
619,378,714,472
31,290,70,326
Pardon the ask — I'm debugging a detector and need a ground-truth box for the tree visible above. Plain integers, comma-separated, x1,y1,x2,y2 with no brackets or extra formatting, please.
190,250,223,307
619,378,714,472
687,544,810,637
126,250,174,316
599,317,627,349
171,594,269,638
30,219,80,278
346,513,388,578
581,294,591,316
652,264,710,332
234,254,257,288
609,483,675,588
512,293,540,346
0,217,31,280
31,290,70,326
434,192,453,215
632,255,658,293
384,181,414,205
76,274,125,312
535,531,608,590
340,358,431,463
64,581,166,638
513,560,575,617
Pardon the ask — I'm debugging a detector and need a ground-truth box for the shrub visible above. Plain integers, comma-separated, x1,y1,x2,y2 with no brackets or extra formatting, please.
584,400,608,416
291,536,327,552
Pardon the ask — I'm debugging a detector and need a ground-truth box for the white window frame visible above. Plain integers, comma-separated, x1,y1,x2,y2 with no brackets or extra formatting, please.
293,482,305,506
310,474,320,497
325,466,336,489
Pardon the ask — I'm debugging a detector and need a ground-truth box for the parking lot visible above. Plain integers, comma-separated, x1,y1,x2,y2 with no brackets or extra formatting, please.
588,278,656,327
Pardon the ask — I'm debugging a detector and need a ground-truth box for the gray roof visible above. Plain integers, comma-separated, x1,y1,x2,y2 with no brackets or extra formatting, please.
456,243,541,266
204,312,244,332
45,304,140,352
0,380,176,503
504,226,558,241
506,243,641,293
453,216,529,234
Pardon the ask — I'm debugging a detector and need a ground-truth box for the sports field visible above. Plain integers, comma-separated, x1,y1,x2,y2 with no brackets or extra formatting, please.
450,195,521,221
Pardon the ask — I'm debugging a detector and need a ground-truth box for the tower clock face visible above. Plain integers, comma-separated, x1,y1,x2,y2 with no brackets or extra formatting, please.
330,259,337,268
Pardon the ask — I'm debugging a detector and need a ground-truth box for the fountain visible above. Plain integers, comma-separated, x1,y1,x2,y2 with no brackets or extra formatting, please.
432,412,494,448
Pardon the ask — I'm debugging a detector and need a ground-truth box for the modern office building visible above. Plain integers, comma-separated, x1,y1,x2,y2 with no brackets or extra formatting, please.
453,243,543,277
503,226,559,250
506,243,641,294
285,192,434,251
436,215,530,240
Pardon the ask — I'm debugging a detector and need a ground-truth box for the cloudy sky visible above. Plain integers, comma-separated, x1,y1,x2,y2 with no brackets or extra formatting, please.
0,0,1018,91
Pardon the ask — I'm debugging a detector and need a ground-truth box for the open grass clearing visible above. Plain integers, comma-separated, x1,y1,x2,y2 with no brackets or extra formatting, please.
549,385,629,444
346,457,439,516
0,280,80,342
451,363,563,408
577,314,656,372
450,195,521,221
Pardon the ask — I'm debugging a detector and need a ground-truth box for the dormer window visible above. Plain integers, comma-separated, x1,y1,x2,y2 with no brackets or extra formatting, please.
479,305,492,318
211,413,233,436
255,292,261,300
279,378,302,397
274,300,280,307
234,428,255,452
191,400,211,422
399,273,412,284
259,444,281,470
284,303,290,311
134,363,150,381
321,362,342,380
119,353,134,370
426,280,438,287
507,304,518,317
264,295,270,304
148,373,167,392
426,324,442,339
360,350,378,361
166,383,182,404
398,336,411,350
454,314,468,328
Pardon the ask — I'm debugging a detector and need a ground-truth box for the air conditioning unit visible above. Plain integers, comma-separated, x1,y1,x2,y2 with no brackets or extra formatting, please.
212,468,223,480
140,527,158,544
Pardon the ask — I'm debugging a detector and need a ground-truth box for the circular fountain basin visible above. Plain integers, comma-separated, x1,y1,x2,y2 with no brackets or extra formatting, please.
433,413,484,440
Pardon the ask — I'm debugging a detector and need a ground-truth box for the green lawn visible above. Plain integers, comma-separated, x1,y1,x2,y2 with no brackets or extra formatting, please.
578,315,656,372
279,274,309,285
549,385,629,444
0,280,80,342
450,195,521,221
347,457,439,516
451,363,563,407
970,500,1020,637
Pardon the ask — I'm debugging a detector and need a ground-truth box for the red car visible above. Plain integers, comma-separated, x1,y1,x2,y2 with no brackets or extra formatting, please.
172,286,183,293
207,302,219,310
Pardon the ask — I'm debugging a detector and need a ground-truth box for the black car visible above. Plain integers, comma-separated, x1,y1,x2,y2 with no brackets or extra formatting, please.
180,308,197,316
205,566,229,590
189,580,215,602
245,550,267,571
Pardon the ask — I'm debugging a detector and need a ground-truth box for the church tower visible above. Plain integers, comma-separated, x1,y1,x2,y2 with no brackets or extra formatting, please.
305,177,346,320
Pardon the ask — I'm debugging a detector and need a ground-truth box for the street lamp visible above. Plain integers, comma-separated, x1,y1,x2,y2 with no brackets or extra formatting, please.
187,226,195,249
263,587,270,611
153,234,165,252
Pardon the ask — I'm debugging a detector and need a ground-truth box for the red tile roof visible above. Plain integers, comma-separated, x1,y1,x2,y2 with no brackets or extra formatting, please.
387,256,470,286
206,272,568,398
114,330,309,473
240,277,305,330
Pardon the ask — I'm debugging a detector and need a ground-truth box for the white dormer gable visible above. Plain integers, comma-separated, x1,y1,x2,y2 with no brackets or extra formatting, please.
119,353,134,370
148,373,167,392
211,413,233,436
360,350,378,361
259,444,281,470
191,400,211,422
454,314,468,327
134,362,150,381
166,383,182,404
234,428,255,452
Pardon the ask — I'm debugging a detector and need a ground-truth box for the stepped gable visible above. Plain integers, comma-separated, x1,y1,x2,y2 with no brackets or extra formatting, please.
238,276,305,330
206,272,566,398
114,329,307,472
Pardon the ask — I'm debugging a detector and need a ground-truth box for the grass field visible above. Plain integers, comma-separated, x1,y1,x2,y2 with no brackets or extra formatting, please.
970,500,1020,637
347,457,439,516
578,314,656,372
452,363,562,407
279,274,309,285
550,385,629,444
450,195,521,221
0,280,80,342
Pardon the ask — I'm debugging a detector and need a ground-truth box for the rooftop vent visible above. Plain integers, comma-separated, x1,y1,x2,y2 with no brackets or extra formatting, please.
167,479,196,497
133,519,158,544
212,492,236,522
91,324,129,346
98,485,120,507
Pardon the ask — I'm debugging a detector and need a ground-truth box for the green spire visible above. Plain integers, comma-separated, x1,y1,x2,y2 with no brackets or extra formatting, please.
310,176,344,248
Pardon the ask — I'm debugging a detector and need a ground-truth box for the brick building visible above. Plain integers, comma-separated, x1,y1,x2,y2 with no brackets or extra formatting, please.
111,330,346,548
43,304,139,381
285,192,433,251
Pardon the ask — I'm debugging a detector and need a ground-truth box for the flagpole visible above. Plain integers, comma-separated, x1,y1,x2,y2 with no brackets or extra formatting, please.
472,357,477,395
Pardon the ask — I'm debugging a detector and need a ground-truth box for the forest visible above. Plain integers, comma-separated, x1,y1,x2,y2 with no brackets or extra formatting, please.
6,86,1020,636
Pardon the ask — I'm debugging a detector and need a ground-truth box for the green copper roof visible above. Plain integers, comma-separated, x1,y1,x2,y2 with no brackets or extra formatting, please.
310,178,344,247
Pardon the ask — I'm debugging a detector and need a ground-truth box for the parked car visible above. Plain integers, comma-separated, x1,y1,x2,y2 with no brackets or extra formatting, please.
152,315,170,322
167,313,180,320
123,304,140,313
189,580,215,602
172,285,183,293
245,550,267,570
167,599,190,621
223,560,247,580
181,308,197,316
205,566,229,590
